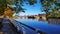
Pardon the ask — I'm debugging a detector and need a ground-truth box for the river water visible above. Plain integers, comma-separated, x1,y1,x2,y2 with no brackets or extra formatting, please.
15,18,60,34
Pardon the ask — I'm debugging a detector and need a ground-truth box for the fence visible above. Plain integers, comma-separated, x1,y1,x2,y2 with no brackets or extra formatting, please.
10,19,47,34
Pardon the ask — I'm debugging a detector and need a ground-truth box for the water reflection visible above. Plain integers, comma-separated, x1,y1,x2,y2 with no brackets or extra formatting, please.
15,16,60,25
21,17,60,25
48,18,60,25
15,18,60,34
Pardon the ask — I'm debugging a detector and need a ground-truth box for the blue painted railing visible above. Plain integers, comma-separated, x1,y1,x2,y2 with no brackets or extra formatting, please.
11,19,47,34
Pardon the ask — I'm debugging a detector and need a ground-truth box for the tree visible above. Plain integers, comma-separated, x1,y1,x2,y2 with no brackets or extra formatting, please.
40,0,60,18
1,0,60,18
0,0,37,16
4,6,13,18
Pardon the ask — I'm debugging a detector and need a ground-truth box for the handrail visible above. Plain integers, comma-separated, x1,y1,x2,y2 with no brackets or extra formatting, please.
14,20,47,34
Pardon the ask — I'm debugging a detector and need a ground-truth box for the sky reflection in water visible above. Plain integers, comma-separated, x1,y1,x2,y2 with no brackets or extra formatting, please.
15,18,60,34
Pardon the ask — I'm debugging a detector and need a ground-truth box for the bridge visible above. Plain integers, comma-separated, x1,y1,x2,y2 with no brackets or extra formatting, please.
12,14,46,20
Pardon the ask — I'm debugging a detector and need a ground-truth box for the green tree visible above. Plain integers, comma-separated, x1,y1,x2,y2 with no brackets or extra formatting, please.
0,0,37,15
40,0,60,18
1,0,60,18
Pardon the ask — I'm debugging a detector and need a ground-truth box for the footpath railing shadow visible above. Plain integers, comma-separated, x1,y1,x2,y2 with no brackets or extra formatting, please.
10,19,47,34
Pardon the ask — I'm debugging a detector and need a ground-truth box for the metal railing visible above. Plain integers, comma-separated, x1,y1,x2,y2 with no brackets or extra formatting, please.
10,19,47,34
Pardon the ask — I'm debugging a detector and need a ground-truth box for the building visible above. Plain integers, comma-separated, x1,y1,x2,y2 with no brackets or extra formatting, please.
38,14,46,20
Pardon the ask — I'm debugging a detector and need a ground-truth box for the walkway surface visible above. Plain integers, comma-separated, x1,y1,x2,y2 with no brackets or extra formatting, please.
0,18,21,34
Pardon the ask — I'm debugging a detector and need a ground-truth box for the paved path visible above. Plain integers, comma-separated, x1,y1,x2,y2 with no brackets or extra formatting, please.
0,18,21,34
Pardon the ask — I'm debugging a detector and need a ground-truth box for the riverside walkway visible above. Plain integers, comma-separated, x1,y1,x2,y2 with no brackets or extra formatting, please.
0,18,21,34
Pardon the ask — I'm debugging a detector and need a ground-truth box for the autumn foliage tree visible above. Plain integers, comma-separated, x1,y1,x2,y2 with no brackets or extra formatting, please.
0,0,37,16
4,6,13,17
0,0,60,18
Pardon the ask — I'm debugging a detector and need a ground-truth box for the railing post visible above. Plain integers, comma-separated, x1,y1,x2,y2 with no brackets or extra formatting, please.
11,20,47,34
35,29,41,34
21,25,26,34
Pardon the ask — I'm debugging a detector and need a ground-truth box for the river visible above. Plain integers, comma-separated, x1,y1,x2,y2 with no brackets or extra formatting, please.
15,18,60,34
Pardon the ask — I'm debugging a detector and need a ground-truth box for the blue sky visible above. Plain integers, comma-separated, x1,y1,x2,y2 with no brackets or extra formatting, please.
13,0,45,16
